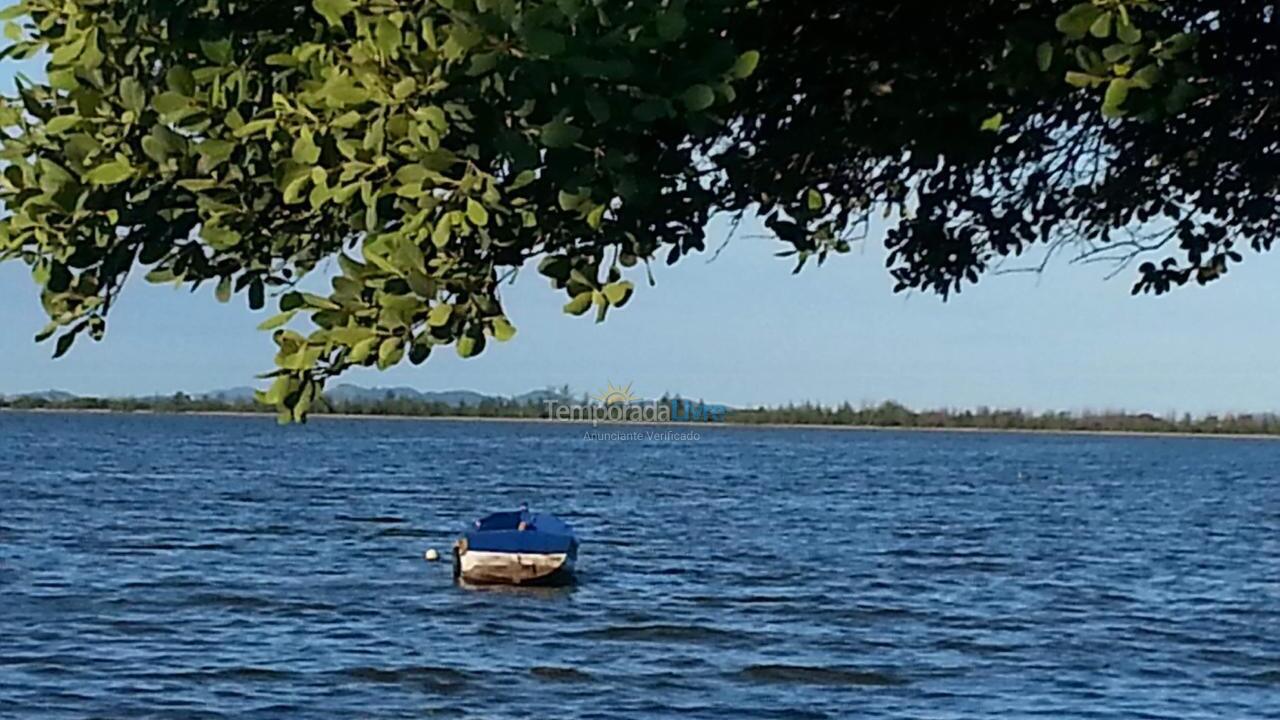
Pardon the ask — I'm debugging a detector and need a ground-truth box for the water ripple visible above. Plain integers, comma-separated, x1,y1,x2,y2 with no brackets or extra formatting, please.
736,664,908,687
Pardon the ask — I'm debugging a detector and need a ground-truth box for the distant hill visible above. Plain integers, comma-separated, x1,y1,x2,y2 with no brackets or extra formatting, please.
323,384,491,406
0,390,77,402
4,385,578,407
202,386,258,403
196,384,576,408
514,388,576,405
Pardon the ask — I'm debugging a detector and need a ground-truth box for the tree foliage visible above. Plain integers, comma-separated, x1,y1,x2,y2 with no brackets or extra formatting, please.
718,0,1237,297
0,0,1272,421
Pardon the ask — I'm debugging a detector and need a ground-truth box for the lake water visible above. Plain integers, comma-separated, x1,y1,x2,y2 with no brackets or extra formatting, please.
1,412,1278,718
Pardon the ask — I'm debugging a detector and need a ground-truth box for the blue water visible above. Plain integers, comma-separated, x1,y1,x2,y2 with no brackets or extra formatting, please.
1,412,1278,718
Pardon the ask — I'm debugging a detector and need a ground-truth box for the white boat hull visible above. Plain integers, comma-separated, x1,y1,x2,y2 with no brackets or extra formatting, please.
455,549,574,586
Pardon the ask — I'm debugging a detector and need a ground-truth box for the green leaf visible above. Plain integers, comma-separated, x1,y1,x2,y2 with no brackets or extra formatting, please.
525,28,566,56
249,280,265,310
432,216,452,248
280,291,305,312
466,198,489,226
559,190,586,211
327,326,376,345
86,159,134,186
300,292,340,310
201,224,242,250
1065,71,1105,89
200,38,233,64
153,91,193,116
807,189,825,210
491,317,517,342
510,170,537,190
166,66,196,95
443,24,483,59
594,291,609,323
1103,43,1134,64
50,36,86,66
45,115,79,135
195,140,234,171
585,93,611,123
65,135,102,164
1102,78,1131,118
1090,11,1113,39
633,98,672,123
603,280,634,307
655,10,686,41
280,166,312,204
1056,3,1102,40
539,256,571,281
292,130,321,165
375,17,401,56
420,105,447,131
421,18,439,50
556,0,582,18
1075,46,1104,74
427,304,452,327
980,112,1004,132
119,78,146,113
1036,42,1054,72
215,276,233,303
257,376,290,405
540,119,583,149
456,334,484,358
177,179,219,192
377,336,404,369
53,332,76,359
409,338,432,365
586,204,606,230
732,50,761,79
563,291,593,316
349,336,379,364
38,160,74,194
313,0,356,27
1130,64,1163,90
393,77,417,100
406,270,435,298
234,119,276,138
682,84,716,112
258,310,298,331
321,74,369,107
1116,18,1142,45
309,181,331,209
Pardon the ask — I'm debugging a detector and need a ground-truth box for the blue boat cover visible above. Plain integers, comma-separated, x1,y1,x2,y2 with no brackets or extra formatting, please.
464,510,576,555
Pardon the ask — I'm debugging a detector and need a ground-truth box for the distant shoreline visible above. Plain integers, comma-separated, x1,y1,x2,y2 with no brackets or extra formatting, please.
4,406,1279,441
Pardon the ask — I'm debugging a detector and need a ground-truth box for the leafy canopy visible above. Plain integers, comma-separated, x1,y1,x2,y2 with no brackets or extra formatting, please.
0,0,1267,421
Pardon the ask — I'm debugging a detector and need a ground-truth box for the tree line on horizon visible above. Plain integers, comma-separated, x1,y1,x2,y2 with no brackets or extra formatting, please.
3,393,1279,437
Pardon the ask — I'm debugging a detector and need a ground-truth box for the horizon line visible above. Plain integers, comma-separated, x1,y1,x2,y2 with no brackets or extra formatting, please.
2,385,1278,421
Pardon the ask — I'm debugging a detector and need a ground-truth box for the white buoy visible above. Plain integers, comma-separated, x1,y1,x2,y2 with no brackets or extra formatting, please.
424,548,440,562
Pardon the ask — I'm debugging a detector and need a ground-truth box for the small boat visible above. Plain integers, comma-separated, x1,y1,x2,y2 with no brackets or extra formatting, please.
453,509,578,586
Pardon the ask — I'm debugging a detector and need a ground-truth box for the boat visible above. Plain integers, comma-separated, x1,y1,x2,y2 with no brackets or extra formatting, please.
453,508,578,586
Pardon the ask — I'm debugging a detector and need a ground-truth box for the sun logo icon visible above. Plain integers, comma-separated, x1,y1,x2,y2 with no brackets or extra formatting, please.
594,382,638,406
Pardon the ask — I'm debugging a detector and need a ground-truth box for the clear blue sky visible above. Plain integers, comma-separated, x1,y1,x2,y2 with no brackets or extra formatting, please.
1,59,1277,415
4,212,1278,415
